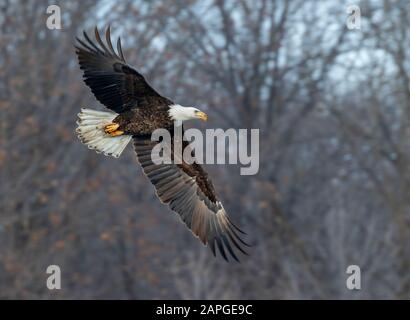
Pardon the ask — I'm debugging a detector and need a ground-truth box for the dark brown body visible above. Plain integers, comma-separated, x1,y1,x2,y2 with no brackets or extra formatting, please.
113,97,174,135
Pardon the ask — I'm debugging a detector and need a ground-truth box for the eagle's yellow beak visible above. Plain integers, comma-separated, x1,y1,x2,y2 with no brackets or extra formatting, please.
196,111,208,121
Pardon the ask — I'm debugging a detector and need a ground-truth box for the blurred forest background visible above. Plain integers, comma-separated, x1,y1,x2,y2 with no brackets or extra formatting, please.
1,0,410,299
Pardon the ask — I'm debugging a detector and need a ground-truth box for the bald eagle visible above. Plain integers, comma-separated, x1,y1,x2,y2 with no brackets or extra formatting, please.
74,26,248,261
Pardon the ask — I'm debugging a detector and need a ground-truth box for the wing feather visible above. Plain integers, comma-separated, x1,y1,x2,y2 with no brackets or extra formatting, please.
75,26,163,113
133,136,249,262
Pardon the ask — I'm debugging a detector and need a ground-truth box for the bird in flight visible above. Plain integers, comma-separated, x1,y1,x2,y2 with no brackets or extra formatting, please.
74,26,249,261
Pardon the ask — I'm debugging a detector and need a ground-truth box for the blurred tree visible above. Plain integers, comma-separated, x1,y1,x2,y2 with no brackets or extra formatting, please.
0,0,409,299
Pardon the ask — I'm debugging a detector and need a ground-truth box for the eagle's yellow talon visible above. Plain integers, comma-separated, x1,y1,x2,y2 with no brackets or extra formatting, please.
104,123,120,134
109,130,124,137
104,123,123,137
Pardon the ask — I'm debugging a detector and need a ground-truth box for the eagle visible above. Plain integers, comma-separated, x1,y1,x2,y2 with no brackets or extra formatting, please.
74,26,249,261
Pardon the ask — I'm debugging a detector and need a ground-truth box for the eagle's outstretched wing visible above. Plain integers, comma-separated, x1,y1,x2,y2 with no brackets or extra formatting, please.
75,26,162,113
133,136,249,262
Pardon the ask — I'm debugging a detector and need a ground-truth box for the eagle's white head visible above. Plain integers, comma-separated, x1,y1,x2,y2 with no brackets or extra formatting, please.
168,104,208,122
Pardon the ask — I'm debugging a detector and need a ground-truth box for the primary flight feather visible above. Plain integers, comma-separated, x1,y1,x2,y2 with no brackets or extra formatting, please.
74,26,249,262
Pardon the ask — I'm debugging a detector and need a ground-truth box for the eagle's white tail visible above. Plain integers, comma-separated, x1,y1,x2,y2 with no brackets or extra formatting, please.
76,108,132,158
